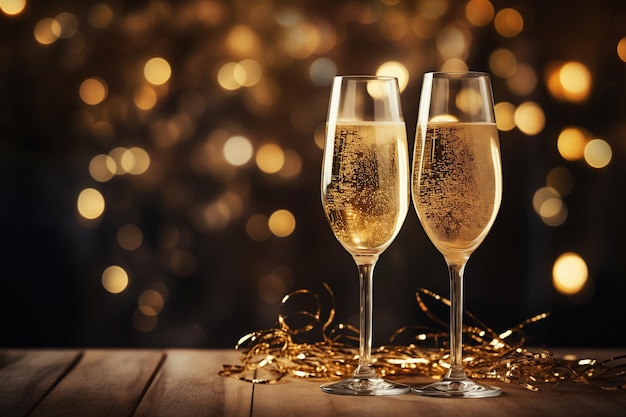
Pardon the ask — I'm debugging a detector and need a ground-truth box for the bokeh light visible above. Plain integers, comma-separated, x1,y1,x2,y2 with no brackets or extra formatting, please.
144,57,172,86
256,143,285,174
117,224,143,251
514,102,545,135
89,154,116,182
553,253,588,295
0,0,26,15
584,139,612,169
465,0,494,27
489,48,517,78
4,0,626,351
134,85,158,110
138,289,165,316
546,166,575,197
88,3,114,29
223,135,253,166
79,78,108,105
494,102,516,131
533,186,567,227
618,37,626,62
247,214,271,241
102,265,129,294
557,127,589,161
376,61,409,92
494,8,523,37
268,209,296,237
546,61,592,102
77,188,105,220
34,17,61,45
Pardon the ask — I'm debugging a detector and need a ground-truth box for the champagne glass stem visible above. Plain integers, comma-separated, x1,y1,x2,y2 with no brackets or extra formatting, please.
447,261,468,381
354,255,378,379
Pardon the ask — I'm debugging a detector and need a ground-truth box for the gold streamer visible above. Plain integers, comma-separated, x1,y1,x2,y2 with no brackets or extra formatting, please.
219,285,626,391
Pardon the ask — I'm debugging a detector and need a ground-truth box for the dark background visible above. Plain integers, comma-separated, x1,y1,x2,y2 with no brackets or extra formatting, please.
1,0,625,350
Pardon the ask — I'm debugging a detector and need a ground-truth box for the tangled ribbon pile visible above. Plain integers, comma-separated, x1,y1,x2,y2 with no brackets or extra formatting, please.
219,284,626,391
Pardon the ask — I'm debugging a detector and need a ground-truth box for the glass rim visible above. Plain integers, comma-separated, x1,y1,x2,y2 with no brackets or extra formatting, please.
333,75,398,81
426,71,490,79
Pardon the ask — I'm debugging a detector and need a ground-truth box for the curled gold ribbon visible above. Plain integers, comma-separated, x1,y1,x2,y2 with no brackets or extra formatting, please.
219,285,626,391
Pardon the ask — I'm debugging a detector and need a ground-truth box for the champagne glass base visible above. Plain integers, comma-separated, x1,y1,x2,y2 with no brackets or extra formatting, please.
412,379,502,398
321,377,410,396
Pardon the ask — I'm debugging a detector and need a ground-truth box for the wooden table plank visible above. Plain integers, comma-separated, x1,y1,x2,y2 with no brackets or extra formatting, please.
251,374,626,417
133,349,252,417
0,349,81,417
28,349,164,417
247,347,626,417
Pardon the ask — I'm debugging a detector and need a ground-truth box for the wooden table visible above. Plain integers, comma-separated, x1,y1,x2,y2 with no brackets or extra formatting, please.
0,348,624,417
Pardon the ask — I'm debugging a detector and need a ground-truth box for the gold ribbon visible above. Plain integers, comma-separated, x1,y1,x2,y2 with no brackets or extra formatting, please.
219,285,626,391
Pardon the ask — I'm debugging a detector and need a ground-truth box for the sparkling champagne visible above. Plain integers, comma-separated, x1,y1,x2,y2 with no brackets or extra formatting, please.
412,122,502,257
322,122,409,255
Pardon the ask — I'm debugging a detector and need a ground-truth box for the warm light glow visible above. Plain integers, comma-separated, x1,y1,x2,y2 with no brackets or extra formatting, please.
117,224,143,251
441,58,468,72
494,8,523,37
557,127,588,161
79,78,108,105
494,102,516,131
134,85,158,110
144,57,172,86
218,60,263,90
553,253,588,295
532,186,559,213
376,61,409,92
34,18,61,45
268,209,296,237
77,188,105,220
109,147,129,174
559,62,591,102
238,59,263,87
455,87,483,116
380,10,407,41
309,58,337,86
55,12,79,39
256,143,285,174
547,166,575,197
436,26,467,58
465,0,494,27
89,154,116,182
489,48,517,78
507,63,537,96
102,265,129,294
223,135,253,166
121,147,151,175
618,37,626,63
226,24,261,57
584,139,612,169
418,0,449,19
546,61,592,102
138,289,165,316
247,214,271,241
411,14,440,39
88,3,114,29
218,62,245,91
514,102,545,135
278,150,302,179
532,186,567,227
0,0,26,15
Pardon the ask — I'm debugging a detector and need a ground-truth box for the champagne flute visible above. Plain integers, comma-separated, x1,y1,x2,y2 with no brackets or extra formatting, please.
411,72,503,398
320,76,410,395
